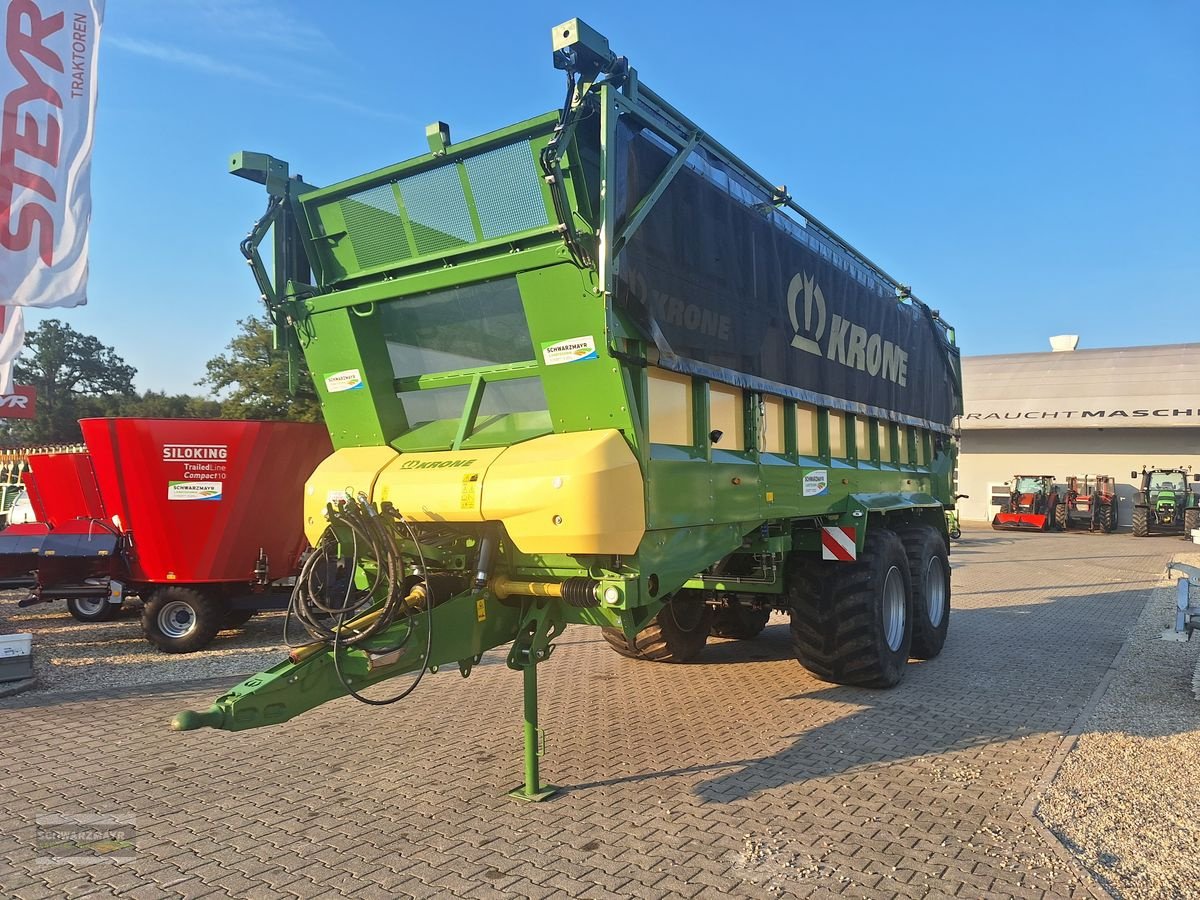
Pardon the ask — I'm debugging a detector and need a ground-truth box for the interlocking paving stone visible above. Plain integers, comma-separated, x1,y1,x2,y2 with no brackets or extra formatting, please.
0,530,1176,897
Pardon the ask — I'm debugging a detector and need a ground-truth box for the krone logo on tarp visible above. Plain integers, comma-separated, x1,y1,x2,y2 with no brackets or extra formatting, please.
786,272,909,387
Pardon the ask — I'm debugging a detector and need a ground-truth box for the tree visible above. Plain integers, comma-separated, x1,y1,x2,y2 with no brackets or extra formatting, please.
11,319,137,443
199,316,322,422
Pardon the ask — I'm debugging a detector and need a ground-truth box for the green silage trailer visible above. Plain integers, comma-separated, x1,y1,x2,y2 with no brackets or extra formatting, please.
174,19,964,800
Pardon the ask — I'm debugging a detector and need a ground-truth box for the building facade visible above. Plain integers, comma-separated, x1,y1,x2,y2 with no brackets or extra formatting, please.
957,343,1200,526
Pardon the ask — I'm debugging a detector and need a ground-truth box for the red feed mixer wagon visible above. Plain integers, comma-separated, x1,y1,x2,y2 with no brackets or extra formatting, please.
0,418,331,651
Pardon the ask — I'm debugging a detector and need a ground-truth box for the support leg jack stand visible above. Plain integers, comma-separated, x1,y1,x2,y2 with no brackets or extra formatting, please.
507,656,558,802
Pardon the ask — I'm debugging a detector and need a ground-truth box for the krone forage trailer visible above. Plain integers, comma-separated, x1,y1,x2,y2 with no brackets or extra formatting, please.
174,19,964,800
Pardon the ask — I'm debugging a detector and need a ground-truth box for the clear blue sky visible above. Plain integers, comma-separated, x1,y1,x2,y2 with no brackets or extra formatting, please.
31,0,1199,394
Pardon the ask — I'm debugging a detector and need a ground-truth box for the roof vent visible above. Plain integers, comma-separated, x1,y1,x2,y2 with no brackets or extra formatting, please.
1049,334,1080,352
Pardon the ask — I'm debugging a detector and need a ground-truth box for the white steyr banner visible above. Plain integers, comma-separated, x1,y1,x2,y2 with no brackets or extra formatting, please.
0,0,104,389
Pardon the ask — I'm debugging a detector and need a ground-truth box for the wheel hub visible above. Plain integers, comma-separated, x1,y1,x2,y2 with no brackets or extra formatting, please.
158,600,197,639
882,565,906,652
73,597,105,616
925,555,947,627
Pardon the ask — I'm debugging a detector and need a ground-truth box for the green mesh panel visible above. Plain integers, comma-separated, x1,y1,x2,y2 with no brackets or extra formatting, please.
399,166,476,255
465,142,549,239
339,184,412,271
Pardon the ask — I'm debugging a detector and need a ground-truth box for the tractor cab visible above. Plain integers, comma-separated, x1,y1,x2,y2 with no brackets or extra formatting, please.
1131,466,1200,537
1059,475,1116,532
992,475,1060,531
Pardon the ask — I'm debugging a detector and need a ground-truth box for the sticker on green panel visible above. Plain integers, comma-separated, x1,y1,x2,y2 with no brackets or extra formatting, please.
541,336,597,366
324,369,364,392
802,469,829,497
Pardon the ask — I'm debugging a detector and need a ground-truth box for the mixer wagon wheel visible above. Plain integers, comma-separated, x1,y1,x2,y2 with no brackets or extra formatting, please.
66,597,120,623
142,587,224,654
897,526,950,660
711,603,771,640
222,608,256,629
600,590,713,663
788,528,913,688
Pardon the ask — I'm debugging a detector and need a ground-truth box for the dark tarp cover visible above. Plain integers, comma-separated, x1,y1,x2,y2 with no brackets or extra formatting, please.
612,119,961,432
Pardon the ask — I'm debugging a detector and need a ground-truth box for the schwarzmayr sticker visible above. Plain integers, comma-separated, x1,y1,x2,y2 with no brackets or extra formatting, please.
541,336,597,366
802,469,829,497
168,481,223,501
324,369,364,393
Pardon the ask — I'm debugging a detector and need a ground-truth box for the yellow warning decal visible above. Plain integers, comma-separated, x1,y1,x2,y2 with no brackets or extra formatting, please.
461,473,479,510
475,597,487,622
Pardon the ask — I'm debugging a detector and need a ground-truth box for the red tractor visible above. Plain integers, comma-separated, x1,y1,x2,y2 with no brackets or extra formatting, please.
992,475,1061,531
1056,475,1116,532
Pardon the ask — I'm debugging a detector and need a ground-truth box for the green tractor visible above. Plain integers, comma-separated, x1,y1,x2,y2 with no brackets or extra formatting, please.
1130,467,1200,537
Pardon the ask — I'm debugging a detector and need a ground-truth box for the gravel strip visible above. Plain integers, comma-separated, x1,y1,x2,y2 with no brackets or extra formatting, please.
1037,550,1200,899
0,593,291,696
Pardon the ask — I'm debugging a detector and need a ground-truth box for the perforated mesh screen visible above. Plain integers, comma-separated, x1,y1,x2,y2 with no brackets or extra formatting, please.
465,142,549,239
399,166,476,255
339,184,412,270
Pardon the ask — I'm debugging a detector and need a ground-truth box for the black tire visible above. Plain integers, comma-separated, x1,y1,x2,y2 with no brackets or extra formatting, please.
898,526,950,660
788,528,913,688
66,596,119,623
142,587,223,653
601,591,712,663
1099,503,1115,533
1054,503,1068,531
948,523,961,540
1184,508,1199,540
1131,506,1149,537
711,603,771,640
222,607,256,629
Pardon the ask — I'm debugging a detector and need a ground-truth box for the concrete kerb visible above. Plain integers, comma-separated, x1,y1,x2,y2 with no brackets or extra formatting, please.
1020,570,1176,900
0,676,37,699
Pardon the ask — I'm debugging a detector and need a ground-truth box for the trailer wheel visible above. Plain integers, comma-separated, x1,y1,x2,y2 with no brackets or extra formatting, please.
898,526,950,660
600,591,712,663
1099,503,1115,533
1131,507,1149,537
66,597,119,623
1054,503,1068,531
711,603,771,640
788,528,912,688
1184,508,1199,539
142,587,223,653
222,608,256,629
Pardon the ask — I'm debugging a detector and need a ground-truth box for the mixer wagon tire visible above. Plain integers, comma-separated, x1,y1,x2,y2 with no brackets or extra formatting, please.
1182,508,1199,540
66,597,119,623
711,604,771,640
788,528,912,688
1131,507,1149,537
142,587,223,654
600,591,713,663
221,608,256,629
1054,503,1068,531
898,526,950,660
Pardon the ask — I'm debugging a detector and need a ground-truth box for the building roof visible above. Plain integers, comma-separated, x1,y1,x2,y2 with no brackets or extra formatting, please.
961,343,1200,429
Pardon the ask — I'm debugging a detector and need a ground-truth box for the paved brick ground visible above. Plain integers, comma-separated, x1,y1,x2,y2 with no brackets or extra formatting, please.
0,529,1178,898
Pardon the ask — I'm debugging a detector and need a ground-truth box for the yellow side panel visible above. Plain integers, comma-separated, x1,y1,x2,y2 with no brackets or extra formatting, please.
796,403,819,454
709,384,744,450
828,410,847,458
647,368,693,446
303,446,401,545
761,397,785,453
373,447,508,523
482,430,646,555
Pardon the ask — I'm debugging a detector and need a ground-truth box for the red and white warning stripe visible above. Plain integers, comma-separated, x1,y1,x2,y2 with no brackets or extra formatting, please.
821,526,858,561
